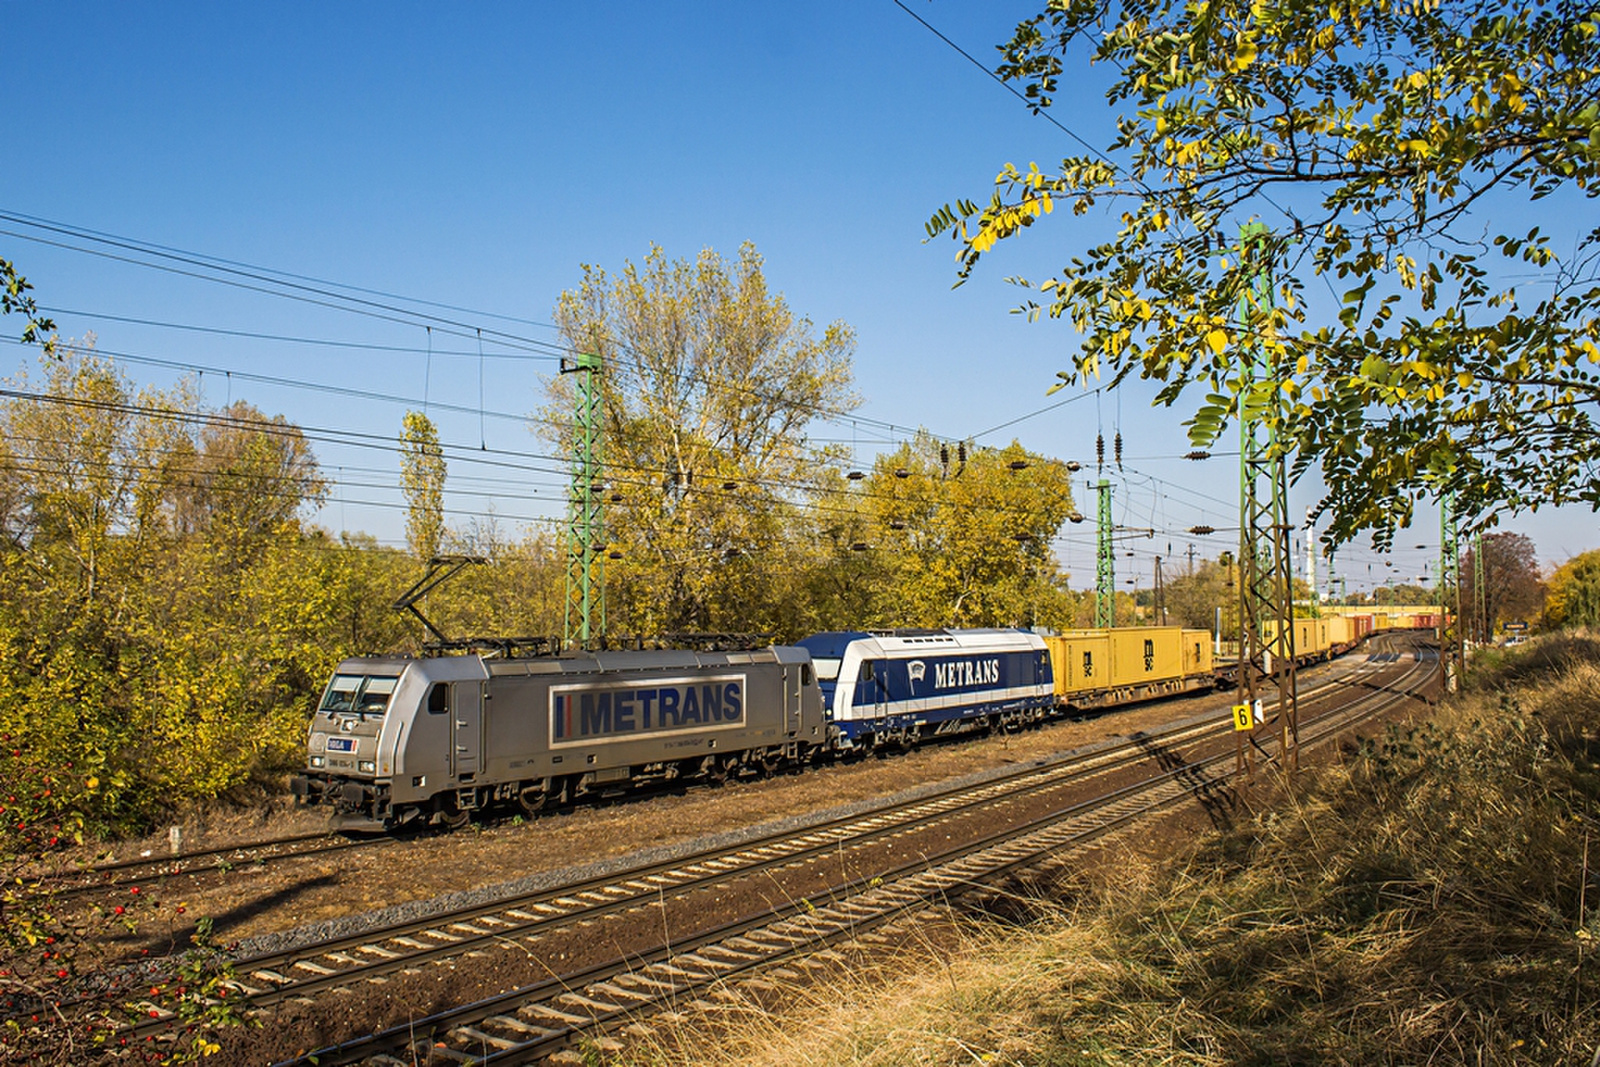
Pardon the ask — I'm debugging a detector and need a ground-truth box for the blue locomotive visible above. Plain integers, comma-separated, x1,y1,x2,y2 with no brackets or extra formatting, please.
796,628,1055,749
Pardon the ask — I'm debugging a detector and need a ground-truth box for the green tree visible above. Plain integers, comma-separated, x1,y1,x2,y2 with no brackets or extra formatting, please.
1166,557,1234,633
546,243,858,636
1545,548,1600,626
931,0,1600,547
399,409,446,561
850,435,1078,629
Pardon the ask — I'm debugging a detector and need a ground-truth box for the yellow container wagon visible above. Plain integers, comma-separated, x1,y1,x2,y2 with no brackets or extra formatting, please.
1046,626,1213,710
1044,630,1111,704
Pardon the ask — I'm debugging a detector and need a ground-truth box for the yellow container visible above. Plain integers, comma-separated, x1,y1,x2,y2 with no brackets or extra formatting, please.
1048,626,1215,707
1044,631,1111,698
1105,626,1183,687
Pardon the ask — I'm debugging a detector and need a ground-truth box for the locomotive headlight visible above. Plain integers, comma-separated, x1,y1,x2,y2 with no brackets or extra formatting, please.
358,760,376,773
310,756,325,768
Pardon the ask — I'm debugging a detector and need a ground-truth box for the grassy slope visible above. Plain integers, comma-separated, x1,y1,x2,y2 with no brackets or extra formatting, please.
639,636,1600,1066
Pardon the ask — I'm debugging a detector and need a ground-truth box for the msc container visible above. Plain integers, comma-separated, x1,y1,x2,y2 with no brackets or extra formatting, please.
1107,626,1184,687
1044,631,1111,703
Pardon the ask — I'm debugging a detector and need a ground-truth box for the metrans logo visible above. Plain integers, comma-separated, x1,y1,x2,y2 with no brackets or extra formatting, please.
932,658,1001,690
550,674,745,747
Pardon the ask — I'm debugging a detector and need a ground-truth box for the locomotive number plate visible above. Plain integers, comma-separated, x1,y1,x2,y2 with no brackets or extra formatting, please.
327,737,355,753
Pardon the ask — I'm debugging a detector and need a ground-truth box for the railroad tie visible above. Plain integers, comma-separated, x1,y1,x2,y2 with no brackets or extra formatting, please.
519,1002,594,1026
674,952,736,970
484,1015,559,1038
557,991,626,1015
697,943,761,962
612,973,683,993
291,959,339,974
589,981,655,1002
354,943,402,958
447,1025,517,1051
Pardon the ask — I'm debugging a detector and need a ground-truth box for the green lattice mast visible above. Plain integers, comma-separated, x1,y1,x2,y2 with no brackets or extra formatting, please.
563,350,604,649
1095,478,1115,628
1236,222,1298,777
1439,492,1460,692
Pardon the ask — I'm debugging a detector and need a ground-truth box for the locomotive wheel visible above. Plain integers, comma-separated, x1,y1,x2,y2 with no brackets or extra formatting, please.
516,784,552,818
702,755,730,785
433,796,471,831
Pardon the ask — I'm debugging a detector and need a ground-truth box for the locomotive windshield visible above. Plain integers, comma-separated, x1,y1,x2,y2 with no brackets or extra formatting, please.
320,674,400,716
810,658,841,682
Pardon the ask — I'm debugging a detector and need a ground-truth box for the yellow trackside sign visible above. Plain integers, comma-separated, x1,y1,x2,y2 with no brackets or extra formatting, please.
1232,703,1253,731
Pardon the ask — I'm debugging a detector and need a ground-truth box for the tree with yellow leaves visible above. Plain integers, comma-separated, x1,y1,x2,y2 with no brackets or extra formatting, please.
930,0,1600,548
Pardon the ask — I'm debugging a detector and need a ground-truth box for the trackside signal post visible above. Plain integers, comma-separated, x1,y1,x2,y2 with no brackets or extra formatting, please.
1235,222,1299,779
563,350,604,649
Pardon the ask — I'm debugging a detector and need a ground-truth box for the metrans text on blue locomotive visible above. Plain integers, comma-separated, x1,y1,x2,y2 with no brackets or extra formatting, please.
549,673,747,746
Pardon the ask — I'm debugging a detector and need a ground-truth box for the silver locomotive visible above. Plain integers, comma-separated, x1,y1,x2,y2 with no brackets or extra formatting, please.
290,645,824,830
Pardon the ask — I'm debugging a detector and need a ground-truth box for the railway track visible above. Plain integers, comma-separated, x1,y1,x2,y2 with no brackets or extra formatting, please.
258,643,1431,1065
117,635,1428,1063
266,641,1430,1066
39,829,387,900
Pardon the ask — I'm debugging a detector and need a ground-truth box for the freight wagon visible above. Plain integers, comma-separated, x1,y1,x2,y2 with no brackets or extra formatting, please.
1044,626,1214,709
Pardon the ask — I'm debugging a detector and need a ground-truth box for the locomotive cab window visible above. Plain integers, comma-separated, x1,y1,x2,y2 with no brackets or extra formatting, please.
811,658,841,682
427,683,449,715
320,674,401,717
859,661,875,683
801,663,813,687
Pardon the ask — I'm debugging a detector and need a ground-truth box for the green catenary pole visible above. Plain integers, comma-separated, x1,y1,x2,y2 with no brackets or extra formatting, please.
1235,221,1298,777
1439,492,1460,691
563,350,604,649
1096,478,1115,628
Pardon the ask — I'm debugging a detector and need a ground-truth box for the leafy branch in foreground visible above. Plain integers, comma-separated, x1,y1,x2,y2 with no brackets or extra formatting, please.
931,0,1600,546
0,258,56,356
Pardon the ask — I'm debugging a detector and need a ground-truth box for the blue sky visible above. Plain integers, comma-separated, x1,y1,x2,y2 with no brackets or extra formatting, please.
6,1,1594,595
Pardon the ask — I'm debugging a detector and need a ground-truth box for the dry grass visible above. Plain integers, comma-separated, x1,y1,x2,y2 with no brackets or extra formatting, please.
611,639,1600,1066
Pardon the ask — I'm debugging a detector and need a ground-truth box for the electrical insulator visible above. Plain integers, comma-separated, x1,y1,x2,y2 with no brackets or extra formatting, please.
1096,433,1105,469
957,442,966,464
1188,525,1215,535
1114,431,1123,470
940,444,949,473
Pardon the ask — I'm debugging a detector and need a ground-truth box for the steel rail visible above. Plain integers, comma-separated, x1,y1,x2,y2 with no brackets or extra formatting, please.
267,646,1433,1066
